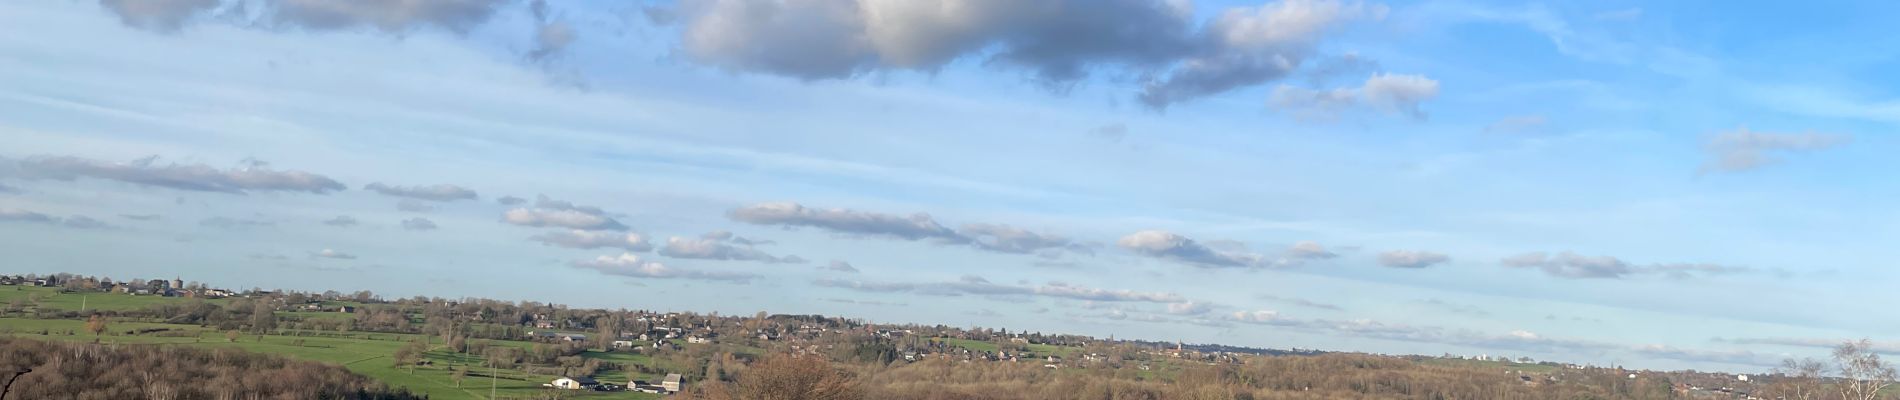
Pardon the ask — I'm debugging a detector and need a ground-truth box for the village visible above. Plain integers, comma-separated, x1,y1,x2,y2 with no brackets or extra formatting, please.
0,272,1296,398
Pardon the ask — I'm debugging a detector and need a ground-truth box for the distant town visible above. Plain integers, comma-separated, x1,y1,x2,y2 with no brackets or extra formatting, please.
0,272,1864,399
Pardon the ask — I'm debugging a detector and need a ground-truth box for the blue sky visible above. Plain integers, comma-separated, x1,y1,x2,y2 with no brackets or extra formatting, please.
3,0,1898,371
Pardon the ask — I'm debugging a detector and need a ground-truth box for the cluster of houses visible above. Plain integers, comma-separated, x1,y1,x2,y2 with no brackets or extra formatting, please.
547,373,682,394
1,275,234,298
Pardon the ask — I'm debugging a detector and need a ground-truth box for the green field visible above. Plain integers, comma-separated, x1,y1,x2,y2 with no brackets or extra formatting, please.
0,286,228,312
0,317,662,400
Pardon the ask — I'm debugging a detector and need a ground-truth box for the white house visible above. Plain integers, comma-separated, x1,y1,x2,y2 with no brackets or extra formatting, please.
687,336,714,344
548,376,599,390
611,340,635,349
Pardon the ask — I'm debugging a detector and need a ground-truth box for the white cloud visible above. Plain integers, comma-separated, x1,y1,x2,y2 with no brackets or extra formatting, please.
313,248,357,260
571,252,757,283
529,230,653,252
1270,73,1440,120
502,208,627,231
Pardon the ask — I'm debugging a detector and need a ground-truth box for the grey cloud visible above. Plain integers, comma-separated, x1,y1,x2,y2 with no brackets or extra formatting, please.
1,209,60,224
0,183,19,195
322,215,359,227
1117,230,1259,268
1269,73,1440,120
119,214,162,221
531,194,608,215
101,0,514,35
960,223,1083,255
1285,240,1338,261
401,217,438,231
264,0,511,34
526,0,574,61
9,155,344,194
672,0,1373,109
731,202,1099,258
1378,250,1450,269
1502,251,1753,279
2,209,113,229
1700,128,1849,173
312,248,356,260
1647,263,1756,279
100,0,221,32
1139,1,1388,109
1255,294,1344,311
729,202,962,241
200,216,275,229
658,234,801,263
822,260,859,273
495,195,527,206
363,182,478,202
571,252,757,283
529,230,652,252
396,199,436,213
1119,230,1335,269
61,216,112,229
814,276,1185,304
1501,251,1629,279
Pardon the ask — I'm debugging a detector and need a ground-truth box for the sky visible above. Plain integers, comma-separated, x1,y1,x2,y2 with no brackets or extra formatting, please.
3,0,1900,372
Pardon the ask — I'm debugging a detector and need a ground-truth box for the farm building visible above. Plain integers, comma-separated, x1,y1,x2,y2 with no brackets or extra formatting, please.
548,376,599,390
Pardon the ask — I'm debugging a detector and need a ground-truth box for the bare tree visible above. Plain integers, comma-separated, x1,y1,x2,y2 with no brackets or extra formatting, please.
1835,339,1896,400
1770,357,1827,400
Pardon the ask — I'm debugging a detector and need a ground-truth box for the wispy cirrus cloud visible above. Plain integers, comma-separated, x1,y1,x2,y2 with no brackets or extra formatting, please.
1699,127,1849,173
